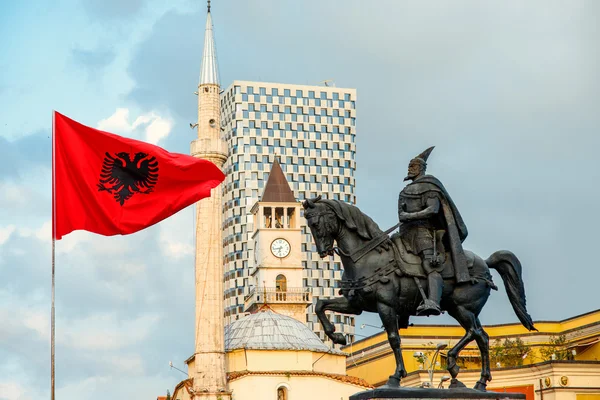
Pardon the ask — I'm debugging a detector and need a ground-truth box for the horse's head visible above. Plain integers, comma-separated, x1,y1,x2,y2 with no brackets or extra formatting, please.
303,196,339,258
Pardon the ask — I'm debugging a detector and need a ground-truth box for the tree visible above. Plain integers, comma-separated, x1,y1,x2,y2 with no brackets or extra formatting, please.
166,390,171,400
540,335,574,361
491,337,530,367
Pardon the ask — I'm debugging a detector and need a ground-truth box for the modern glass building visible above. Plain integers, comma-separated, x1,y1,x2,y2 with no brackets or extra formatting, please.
219,80,357,342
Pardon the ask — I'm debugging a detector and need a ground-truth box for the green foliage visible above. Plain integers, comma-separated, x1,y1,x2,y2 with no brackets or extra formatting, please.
166,389,171,400
413,342,447,370
413,342,433,368
491,337,530,367
539,335,574,361
414,351,430,367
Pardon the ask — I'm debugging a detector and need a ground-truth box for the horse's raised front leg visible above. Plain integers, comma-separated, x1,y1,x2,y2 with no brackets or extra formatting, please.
377,303,407,387
315,297,362,345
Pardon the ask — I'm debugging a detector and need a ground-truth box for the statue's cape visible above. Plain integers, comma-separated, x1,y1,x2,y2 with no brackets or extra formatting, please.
403,175,470,283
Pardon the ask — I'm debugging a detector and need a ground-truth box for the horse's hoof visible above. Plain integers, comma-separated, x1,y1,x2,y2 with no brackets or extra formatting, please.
474,381,487,392
331,333,347,345
449,379,466,389
448,363,460,378
386,375,400,387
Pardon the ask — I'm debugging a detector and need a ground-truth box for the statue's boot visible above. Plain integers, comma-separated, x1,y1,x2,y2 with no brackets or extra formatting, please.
417,271,443,316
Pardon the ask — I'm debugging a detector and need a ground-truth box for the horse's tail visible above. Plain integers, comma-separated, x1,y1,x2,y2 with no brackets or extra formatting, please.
486,250,537,331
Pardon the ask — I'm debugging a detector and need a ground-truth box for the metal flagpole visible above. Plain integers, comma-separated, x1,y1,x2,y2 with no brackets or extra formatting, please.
51,110,56,400
51,236,55,400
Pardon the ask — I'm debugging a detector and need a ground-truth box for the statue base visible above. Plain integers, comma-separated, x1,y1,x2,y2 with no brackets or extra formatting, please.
350,387,525,400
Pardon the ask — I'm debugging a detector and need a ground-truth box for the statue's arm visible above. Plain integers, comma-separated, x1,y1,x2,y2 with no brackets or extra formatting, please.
399,197,440,222
398,193,403,222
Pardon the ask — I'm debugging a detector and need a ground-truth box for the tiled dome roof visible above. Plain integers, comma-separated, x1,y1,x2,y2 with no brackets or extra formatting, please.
224,309,344,354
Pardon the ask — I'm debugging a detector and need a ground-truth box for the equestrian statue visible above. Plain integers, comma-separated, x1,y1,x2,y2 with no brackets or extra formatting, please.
303,146,536,391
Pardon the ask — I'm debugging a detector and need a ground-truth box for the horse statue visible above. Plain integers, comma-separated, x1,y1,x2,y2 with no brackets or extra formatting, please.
303,196,536,391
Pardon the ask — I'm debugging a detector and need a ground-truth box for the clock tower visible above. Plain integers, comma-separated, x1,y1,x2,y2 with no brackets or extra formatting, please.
245,159,312,322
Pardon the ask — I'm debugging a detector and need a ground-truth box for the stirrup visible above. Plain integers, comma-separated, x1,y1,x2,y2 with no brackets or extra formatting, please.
417,300,442,316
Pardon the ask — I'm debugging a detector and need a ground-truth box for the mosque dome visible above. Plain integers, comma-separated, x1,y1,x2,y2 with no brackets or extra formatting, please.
225,309,344,354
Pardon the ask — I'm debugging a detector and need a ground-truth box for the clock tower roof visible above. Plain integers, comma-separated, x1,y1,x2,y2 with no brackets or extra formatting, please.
261,159,296,203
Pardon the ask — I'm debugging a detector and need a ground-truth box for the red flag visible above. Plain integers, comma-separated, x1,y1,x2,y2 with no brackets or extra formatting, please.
53,111,224,240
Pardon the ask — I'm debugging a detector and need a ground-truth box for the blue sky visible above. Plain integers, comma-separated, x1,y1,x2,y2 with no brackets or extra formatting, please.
1,1,599,399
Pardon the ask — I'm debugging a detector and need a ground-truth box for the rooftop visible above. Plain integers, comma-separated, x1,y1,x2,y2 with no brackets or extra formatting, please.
260,159,296,203
225,309,343,354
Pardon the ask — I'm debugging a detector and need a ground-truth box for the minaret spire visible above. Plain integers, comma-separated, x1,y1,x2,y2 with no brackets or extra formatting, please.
200,1,219,86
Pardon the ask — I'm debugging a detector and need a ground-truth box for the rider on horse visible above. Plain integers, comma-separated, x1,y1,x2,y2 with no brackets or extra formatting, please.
398,146,470,316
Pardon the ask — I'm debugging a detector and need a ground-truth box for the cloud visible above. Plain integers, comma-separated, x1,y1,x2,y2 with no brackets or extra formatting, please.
71,47,116,74
0,225,15,245
126,11,201,122
97,108,173,144
0,221,194,399
0,381,28,400
0,131,50,179
82,0,145,20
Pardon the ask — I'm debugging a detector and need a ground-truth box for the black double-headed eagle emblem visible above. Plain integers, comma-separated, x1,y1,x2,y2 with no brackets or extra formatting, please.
97,152,159,205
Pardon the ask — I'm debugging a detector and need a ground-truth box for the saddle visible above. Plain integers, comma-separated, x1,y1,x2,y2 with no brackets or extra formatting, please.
390,232,466,279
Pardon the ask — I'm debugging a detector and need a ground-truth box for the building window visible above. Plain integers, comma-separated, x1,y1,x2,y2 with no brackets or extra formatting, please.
276,274,287,292
277,387,288,400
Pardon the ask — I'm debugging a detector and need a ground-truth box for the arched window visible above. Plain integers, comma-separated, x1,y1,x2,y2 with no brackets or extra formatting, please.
275,275,287,301
277,386,287,400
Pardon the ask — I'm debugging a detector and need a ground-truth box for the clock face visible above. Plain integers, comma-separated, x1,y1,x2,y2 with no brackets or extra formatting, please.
271,238,291,258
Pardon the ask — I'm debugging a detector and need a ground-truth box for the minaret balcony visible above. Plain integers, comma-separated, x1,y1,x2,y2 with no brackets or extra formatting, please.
244,287,312,312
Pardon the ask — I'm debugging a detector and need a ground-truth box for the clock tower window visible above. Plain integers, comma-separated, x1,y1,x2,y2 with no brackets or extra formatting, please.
276,274,287,301
275,207,284,228
264,207,272,228
286,207,296,228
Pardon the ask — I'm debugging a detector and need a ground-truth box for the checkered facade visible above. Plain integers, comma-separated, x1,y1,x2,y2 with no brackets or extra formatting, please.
219,81,357,342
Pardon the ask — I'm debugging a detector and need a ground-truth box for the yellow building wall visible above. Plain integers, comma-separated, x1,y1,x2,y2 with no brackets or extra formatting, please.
576,395,600,400
229,374,367,400
577,343,600,361
346,310,600,386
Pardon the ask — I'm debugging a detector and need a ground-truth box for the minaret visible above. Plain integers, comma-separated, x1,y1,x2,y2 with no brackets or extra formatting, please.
190,2,230,399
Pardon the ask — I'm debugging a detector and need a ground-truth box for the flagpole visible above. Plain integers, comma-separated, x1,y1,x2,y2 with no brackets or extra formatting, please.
51,237,55,400
51,110,56,400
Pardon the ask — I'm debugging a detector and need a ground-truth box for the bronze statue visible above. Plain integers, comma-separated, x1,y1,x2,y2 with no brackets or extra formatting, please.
398,146,469,316
303,147,536,392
